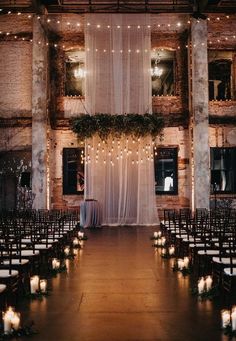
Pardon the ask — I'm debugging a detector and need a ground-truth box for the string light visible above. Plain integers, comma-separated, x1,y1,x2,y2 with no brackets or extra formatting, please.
0,13,235,49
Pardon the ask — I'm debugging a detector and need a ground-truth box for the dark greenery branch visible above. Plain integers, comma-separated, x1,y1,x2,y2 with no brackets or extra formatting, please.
70,113,164,140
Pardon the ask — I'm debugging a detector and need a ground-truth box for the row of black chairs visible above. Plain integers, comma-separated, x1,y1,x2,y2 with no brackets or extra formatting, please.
0,209,80,311
161,208,236,299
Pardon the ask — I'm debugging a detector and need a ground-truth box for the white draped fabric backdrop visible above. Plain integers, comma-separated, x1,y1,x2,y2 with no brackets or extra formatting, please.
84,14,158,225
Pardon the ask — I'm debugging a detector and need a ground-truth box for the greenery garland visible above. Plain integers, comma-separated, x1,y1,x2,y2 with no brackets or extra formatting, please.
70,113,164,141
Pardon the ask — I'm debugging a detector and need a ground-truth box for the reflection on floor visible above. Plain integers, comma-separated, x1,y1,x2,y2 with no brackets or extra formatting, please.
18,227,228,341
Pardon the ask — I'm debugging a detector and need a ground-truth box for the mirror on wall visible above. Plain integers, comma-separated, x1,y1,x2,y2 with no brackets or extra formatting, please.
208,50,234,101
151,49,175,96
65,50,85,97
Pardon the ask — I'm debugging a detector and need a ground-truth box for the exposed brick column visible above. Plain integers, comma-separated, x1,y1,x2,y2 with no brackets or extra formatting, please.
191,19,210,210
31,16,49,209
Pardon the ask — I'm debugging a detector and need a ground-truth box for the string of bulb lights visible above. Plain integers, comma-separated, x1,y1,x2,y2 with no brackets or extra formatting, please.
0,11,235,47
79,137,160,166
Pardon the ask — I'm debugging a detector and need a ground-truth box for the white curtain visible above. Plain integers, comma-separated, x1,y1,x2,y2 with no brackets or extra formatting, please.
84,14,158,225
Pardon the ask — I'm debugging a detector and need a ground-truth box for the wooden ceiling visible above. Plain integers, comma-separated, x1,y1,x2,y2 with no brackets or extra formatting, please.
0,0,235,14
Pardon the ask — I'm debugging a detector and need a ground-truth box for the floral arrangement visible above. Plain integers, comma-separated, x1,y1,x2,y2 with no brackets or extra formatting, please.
70,113,164,141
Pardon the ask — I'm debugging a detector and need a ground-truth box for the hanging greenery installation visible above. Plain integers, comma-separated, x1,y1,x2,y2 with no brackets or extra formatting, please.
70,113,164,141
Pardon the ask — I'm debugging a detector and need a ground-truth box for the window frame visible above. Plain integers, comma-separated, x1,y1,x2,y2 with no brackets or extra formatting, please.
63,148,84,195
154,147,178,195
151,49,176,97
210,147,236,195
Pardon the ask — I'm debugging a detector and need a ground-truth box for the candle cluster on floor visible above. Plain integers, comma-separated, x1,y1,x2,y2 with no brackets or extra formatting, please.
2,307,20,335
0,228,88,336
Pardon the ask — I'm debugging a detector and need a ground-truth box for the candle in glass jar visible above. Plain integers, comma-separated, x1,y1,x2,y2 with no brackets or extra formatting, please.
177,258,184,270
73,237,79,246
56,260,60,269
183,257,189,269
30,275,39,294
205,275,213,291
157,239,162,246
73,248,78,255
40,279,47,293
78,231,84,239
161,237,166,246
153,231,158,239
231,306,236,331
161,248,166,256
52,258,57,269
11,313,20,331
221,309,231,328
198,277,205,294
3,307,14,334
169,246,175,256
64,246,70,256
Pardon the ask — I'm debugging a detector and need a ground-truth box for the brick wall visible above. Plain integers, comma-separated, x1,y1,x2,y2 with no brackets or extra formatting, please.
0,127,31,151
0,41,32,117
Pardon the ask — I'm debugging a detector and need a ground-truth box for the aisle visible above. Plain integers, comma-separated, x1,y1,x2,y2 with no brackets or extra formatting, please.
19,227,224,341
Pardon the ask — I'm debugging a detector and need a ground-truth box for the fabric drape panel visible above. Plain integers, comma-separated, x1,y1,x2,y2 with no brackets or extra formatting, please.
84,14,158,225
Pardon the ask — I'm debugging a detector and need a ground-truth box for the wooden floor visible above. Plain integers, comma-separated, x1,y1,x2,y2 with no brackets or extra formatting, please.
19,227,228,341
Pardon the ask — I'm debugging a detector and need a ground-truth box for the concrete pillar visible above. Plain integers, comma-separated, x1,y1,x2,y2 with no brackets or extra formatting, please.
31,16,49,209
191,19,210,210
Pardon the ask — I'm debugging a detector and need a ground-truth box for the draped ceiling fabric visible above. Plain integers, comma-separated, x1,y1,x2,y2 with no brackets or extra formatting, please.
84,14,158,225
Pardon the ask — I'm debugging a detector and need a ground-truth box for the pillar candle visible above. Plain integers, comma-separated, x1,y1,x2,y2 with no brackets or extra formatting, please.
177,258,184,270
73,237,79,246
64,247,70,256
205,275,213,291
52,258,58,269
231,307,236,331
198,277,205,294
11,313,20,331
78,231,84,239
40,279,47,293
221,310,231,329
161,237,166,246
3,314,12,334
183,257,189,269
169,246,175,255
161,248,166,256
30,276,39,294
3,307,15,334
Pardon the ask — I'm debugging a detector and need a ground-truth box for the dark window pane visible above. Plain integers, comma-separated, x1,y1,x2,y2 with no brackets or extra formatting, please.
63,148,85,195
210,148,236,194
154,148,178,195
208,50,233,101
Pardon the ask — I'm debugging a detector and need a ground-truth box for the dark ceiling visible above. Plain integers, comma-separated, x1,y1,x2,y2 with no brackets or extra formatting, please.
0,0,235,14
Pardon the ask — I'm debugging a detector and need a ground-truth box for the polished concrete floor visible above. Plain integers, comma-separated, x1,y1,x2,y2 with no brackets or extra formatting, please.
19,227,229,341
